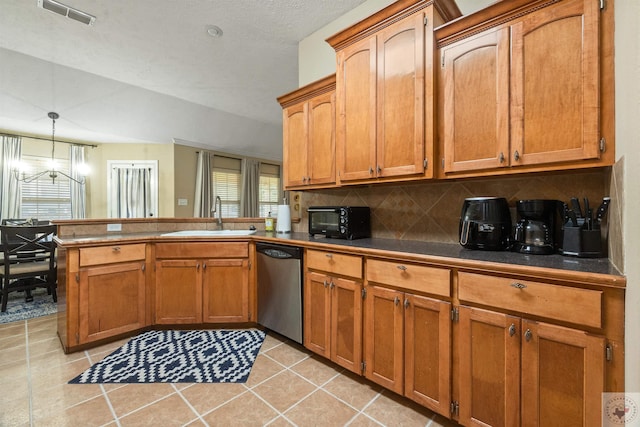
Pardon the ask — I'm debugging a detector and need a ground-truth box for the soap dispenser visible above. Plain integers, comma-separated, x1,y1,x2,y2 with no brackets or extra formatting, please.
265,212,274,232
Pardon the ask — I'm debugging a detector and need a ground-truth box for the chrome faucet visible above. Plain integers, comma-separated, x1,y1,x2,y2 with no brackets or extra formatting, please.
214,196,223,229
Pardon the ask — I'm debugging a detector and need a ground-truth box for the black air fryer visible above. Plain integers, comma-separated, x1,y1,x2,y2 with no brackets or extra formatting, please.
459,197,512,251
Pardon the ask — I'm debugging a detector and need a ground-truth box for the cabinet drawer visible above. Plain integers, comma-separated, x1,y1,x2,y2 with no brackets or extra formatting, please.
458,272,602,328
366,259,451,298
79,243,146,267
155,242,248,259
306,249,362,279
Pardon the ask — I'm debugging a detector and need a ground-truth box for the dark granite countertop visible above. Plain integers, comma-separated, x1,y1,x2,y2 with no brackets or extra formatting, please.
55,230,624,284
257,232,623,279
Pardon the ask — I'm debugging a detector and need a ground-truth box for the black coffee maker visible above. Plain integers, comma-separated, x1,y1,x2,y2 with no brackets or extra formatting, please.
513,200,562,254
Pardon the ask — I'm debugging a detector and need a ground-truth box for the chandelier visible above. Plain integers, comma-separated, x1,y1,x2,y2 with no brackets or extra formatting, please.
13,112,86,185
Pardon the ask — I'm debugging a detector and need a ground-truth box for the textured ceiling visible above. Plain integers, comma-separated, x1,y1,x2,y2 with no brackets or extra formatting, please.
0,0,368,157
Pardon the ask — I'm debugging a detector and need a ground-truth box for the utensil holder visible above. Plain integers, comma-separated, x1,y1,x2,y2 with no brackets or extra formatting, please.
561,226,604,258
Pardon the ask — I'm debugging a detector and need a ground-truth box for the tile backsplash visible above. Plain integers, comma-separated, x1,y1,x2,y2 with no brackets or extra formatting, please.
293,169,621,267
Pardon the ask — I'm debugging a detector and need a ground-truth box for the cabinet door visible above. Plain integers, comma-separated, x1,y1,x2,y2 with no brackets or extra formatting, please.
336,36,377,182
442,27,510,173
404,294,451,417
521,320,605,427
78,261,146,344
510,0,600,166
308,91,336,186
364,285,404,394
155,259,202,324
457,306,520,427
283,102,308,188
330,276,362,374
202,258,249,323
304,271,331,358
376,12,425,178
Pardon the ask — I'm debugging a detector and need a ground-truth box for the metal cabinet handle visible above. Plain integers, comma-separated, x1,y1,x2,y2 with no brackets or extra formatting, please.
404,298,410,308
525,329,533,342
325,253,333,259
511,282,527,289
203,263,206,270
499,152,505,163
196,263,200,271
377,165,382,174
369,166,374,175
397,265,407,271
323,279,328,288
112,246,121,252
330,281,335,289
514,150,520,161
509,324,516,337
394,296,400,306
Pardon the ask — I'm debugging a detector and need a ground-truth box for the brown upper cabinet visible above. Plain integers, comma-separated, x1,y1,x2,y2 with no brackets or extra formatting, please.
438,0,609,177
278,75,336,190
327,0,461,184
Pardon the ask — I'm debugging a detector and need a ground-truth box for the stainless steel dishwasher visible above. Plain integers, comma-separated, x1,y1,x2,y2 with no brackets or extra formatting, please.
256,242,303,344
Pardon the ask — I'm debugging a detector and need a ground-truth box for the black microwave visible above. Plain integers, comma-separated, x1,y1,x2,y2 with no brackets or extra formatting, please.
308,206,371,240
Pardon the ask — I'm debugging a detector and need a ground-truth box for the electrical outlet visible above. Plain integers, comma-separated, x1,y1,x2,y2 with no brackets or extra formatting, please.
107,223,122,232
178,198,188,206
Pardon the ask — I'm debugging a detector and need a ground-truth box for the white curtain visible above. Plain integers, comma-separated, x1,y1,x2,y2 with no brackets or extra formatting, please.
69,145,86,219
0,135,22,220
193,151,214,217
115,167,151,218
240,158,260,217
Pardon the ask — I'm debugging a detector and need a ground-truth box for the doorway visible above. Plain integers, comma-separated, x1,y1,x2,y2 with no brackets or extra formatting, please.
107,160,158,218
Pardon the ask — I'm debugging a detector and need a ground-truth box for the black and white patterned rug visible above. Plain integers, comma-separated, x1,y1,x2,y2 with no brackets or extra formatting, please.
69,329,265,384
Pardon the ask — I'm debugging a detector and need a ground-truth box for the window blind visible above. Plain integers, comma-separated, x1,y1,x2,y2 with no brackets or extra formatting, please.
20,155,72,220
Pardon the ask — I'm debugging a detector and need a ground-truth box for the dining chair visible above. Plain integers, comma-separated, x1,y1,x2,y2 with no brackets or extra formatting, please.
0,224,57,312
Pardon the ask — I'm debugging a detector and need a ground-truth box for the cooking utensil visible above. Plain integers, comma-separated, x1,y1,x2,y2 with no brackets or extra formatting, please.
583,197,591,230
564,203,577,227
570,197,583,219
595,197,611,225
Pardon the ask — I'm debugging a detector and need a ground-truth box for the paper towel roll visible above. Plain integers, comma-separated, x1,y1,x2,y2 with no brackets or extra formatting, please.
275,205,291,233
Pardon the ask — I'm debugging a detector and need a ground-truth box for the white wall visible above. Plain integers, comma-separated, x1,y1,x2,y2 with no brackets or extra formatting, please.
298,0,396,85
300,0,640,392
616,1,640,393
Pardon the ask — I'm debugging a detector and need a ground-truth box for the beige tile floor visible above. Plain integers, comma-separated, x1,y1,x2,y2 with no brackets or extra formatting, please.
0,313,460,427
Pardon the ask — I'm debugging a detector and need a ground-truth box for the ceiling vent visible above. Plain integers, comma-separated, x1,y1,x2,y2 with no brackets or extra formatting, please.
37,0,96,26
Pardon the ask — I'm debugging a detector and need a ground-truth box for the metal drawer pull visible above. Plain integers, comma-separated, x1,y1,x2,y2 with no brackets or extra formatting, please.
404,298,410,308
509,324,516,337
511,282,527,289
112,246,121,252
525,329,533,342
394,296,400,306
330,281,335,289
325,253,333,259
323,280,328,288
397,265,407,271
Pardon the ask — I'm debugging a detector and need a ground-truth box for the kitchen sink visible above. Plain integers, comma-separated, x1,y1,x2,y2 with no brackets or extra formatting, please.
161,229,257,237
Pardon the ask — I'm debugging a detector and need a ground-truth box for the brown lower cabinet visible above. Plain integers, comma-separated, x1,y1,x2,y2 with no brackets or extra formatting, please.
456,306,605,427
363,285,451,417
304,271,363,374
77,244,147,345
78,260,146,344
154,242,251,325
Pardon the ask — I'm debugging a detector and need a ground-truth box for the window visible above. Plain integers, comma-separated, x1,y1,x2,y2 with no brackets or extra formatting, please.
212,156,241,218
20,154,72,220
259,163,280,217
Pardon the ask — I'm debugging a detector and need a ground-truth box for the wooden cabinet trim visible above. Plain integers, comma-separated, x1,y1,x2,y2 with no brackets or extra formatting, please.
155,242,248,259
458,271,603,328
79,243,146,267
366,258,451,297
328,0,460,50
307,249,363,279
